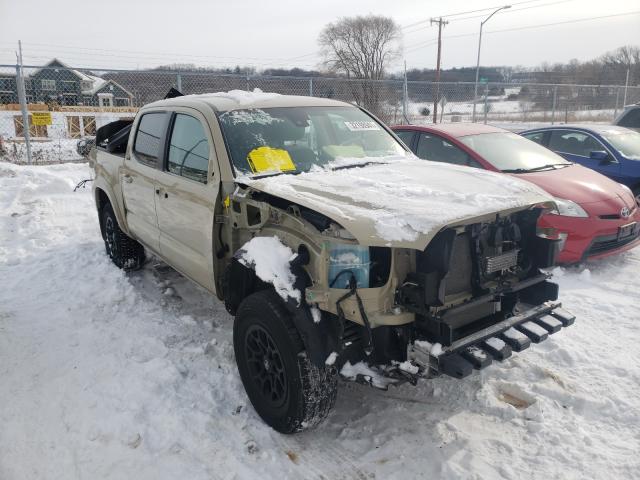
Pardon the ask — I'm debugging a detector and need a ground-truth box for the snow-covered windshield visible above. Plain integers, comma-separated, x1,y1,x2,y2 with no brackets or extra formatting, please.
601,130,640,160
217,106,408,177
460,132,571,172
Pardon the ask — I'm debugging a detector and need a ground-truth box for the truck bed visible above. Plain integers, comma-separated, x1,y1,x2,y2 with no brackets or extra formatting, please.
95,119,134,158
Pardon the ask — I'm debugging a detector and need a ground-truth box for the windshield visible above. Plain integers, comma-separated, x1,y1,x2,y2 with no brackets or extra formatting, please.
602,130,640,160
217,106,408,177
459,132,571,172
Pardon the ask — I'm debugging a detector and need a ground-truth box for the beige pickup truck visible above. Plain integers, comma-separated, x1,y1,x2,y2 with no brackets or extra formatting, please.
92,91,574,433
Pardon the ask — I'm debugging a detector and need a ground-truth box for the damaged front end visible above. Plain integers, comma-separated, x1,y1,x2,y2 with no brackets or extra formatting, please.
222,181,574,389
335,208,575,387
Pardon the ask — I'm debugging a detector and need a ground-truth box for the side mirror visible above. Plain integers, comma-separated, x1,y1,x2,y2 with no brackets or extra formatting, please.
589,150,609,162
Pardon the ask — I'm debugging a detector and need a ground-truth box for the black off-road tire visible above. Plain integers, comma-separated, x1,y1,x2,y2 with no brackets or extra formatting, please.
100,203,145,270
234,290,338,434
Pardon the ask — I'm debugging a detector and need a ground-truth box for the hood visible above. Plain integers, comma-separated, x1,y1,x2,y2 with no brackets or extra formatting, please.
239,158,553,250
512,164,636,212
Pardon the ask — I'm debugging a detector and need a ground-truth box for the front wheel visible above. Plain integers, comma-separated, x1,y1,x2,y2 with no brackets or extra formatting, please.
233,290,338,433
100,203,145,270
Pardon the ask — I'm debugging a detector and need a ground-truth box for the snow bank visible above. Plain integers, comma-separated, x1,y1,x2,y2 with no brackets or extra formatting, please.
237,235,301,303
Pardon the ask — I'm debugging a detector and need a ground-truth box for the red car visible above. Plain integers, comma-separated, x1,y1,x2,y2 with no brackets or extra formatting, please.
391,123,640,264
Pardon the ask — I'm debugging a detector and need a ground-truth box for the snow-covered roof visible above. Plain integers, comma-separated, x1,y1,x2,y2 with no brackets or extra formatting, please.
14,58,131,97
147,88,349,112
81,75,108,95
0,66,16,77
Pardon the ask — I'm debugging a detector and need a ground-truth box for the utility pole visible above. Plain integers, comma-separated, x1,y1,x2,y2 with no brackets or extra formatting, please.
402,60,409,124
431,17,448,124
16,40,32,165
622,67,630,107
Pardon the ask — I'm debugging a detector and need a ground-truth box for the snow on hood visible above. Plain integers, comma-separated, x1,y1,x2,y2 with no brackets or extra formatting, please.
240,157,553,249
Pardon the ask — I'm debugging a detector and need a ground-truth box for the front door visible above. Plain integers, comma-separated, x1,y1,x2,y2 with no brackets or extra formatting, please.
155,110,219,291
121,111,169,253
547,129,622,181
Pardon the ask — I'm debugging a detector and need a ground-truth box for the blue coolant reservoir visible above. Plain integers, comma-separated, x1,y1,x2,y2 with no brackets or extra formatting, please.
328,243,370,289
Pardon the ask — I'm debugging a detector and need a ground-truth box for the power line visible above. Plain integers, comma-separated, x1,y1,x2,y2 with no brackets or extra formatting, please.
403,0,575,35
401,0,549,30
0,44,321,70
404,10,640,53
449,0,575,22
9,41,319,64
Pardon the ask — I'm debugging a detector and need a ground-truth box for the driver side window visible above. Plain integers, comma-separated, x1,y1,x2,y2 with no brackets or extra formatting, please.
167,114,210,184
416,133,481,168
548,130,604,157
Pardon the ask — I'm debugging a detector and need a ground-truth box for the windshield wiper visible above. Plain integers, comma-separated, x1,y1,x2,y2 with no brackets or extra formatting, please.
331,161,388,171
249,170,301,180
502,163,571,173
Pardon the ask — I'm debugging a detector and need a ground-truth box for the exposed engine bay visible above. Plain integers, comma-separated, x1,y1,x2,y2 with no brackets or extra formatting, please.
321,209,572,383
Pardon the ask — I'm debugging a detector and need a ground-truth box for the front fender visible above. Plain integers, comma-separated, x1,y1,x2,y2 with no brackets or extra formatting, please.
224,247,340,368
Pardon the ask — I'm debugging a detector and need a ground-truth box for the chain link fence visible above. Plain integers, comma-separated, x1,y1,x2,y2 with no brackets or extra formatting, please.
1,63,639,164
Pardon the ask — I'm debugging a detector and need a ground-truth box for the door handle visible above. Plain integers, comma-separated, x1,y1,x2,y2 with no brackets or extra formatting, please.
123,174,133,184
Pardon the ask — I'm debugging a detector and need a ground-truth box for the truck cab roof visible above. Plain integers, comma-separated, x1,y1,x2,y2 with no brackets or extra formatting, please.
143,90,353,112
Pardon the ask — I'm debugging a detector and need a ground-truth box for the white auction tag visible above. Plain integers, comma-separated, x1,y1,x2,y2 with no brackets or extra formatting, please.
343,121,380,131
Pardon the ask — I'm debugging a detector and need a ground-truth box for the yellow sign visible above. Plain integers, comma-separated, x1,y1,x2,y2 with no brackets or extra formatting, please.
31,112,52,126
247,146,296,174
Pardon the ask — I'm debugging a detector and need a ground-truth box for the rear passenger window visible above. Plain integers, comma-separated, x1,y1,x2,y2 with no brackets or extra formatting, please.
133,112,167,167
416,133,481,168
167,114,210,184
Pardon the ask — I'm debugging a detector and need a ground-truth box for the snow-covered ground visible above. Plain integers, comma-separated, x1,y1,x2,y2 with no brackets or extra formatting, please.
0,138,84,164
406,98,617,126
1,162,639,480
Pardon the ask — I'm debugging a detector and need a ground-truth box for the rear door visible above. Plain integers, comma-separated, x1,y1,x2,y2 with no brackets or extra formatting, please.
121,111,169,253
547,129,622,180
155,109,219,291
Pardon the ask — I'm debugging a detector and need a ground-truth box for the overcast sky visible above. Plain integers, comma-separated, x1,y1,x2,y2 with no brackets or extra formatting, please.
0,0,638,72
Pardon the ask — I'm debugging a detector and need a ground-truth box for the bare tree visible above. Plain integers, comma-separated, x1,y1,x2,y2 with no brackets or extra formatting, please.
319,15,402,118
601,45,640,86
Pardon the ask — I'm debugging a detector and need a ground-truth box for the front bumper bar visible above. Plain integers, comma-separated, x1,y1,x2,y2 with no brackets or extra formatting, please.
409,301,575,379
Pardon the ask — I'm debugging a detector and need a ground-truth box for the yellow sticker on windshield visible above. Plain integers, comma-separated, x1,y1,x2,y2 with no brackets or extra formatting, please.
247,147,296,173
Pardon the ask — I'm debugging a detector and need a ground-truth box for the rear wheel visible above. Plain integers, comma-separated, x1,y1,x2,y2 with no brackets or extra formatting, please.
234,290,338,433
100,203,145,270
